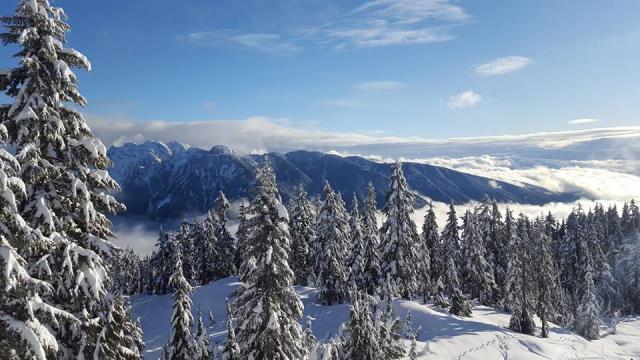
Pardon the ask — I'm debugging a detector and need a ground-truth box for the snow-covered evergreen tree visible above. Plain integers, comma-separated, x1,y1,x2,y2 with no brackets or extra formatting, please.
341,289,381,360
533,218,555,338
0,1,139,356
421,202,439,292
211,191,236,278
440,203,462,278
112,247,143,295
94,293,145,359
222,300,240,360
289,186,316,286
193,219,219,286
193,312,211,360
507,213,535,335
176,222,197,285
380,162,421,299
234,199,249,271
150,229,177,294
375,297,405,359
575,257,601,340
444,256,472,317
168,253,194,360
347,194,366,290
462,210,496,304
314,182,350,305
361,183,382,295
233,162,307,359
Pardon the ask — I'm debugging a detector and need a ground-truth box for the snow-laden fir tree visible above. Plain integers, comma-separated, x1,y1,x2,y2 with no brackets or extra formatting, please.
303,315,317,354
94,293,145,359
167,252,194,360
462,210,496,305
112,247,143,295
176,222,197,285
193,312,211,360
445,256,472,317
193,218,219,286
150,229,177,294
211,191,237,278
440,203,462,278
533,218,555,338
234,199,249,271
289,186,316,286
222,300,240,360
506,213,535,335
405,311,418,360
208,308,216,327
361,183,382,295
0,123,69,359
347,194,366,290
233,162,307,359
341,289,381,360
616,230,640,314
575,254,601,340
314,182,350,305
421,202,439,289
379,162,421,299
375,296,405,359
0,1,140,356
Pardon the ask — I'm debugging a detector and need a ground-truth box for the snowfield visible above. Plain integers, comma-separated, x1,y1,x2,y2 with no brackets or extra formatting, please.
132,277,640,359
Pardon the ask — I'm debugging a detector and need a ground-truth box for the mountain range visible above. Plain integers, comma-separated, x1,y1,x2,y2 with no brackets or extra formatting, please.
107,141,579,220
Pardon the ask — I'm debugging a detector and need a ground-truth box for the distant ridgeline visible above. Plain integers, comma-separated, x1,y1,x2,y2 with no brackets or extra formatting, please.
107,141,579,219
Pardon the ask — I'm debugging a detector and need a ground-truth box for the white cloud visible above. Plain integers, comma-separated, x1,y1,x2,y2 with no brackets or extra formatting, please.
178,31,301,55
568,118,599,125
89,115,640,163
354,80,406,92
474,56,533,76
446,90,481,109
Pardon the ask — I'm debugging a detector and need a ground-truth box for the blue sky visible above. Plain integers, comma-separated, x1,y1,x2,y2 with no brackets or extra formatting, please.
1,0,639,139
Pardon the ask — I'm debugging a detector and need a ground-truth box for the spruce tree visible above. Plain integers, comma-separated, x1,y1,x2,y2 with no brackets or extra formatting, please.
440,203,462,278
533,218,555,338
233,162,307,359
222,300,240,360
421,202,439,288
193,218,219,286
289,186,316,286
193,312,211,360
375,297,405,359
94,293,145,359
168,253,194,360
176,222,197,285
445,256,472,317
405,311,418,360
575,258,601,340
151,229,178,294
380,162,421,299
348,194,366,290
234,199,249,271
341,289,381,360
462,210,495,304
314,182,350,305
507,214,535,335
361,183,382,295
0,1,139,356
212,191,237,278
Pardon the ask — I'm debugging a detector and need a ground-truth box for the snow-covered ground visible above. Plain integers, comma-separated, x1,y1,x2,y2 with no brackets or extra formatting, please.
132,277,640,359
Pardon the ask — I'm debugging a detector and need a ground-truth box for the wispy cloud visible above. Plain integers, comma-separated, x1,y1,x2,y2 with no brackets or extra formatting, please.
446,90,481,109
178,0,469,53
203,101,216,110
177,31,301,55
354,80,406,92
474,56,533,76
311,0,469,48
568,118,599,125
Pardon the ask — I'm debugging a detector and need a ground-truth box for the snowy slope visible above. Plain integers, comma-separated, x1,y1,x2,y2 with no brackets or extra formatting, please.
131,277,640,359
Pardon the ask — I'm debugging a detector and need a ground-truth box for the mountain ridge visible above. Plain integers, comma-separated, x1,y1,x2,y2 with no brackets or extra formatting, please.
107,141,580,219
